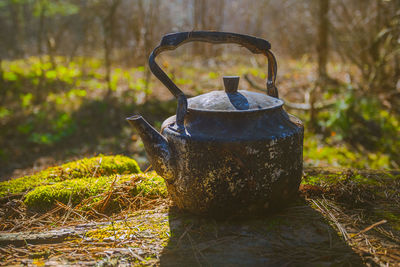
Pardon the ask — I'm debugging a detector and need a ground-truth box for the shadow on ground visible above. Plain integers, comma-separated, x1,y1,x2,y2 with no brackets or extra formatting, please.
160,198,364,266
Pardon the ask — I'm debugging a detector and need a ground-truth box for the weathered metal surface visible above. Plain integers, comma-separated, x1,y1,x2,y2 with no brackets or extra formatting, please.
161,109,303,218
127,31,304,218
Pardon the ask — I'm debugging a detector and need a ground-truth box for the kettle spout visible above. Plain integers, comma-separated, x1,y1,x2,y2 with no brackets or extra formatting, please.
126,115,174,180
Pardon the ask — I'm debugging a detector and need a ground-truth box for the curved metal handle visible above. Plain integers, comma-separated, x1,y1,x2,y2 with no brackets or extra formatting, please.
148,31,279,131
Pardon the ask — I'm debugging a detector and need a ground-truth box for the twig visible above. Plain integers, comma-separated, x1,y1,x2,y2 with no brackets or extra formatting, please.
89,207,109,219
128,248,145,262
55,200,86,221
62,190,74,225
350,220,387,239
176,223,192,248
10,206,62,232
373,226,400,243
143,164,152,173
92,157,103,177
311,199,349,240
0,193,24,204
99,175,118,213
187,232,203,267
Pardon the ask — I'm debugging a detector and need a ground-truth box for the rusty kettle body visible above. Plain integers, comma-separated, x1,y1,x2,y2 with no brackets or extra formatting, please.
127,31,304,218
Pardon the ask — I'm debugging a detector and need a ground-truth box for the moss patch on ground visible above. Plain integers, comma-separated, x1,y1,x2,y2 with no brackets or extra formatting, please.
24,175,129,210
0,155,169,211
23,171,167,211
0,155,140,197
302,167,399,187
131,172,168,198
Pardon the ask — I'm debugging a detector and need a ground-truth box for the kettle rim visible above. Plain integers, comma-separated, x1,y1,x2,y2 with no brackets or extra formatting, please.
186,89,284,113
187,100,284,113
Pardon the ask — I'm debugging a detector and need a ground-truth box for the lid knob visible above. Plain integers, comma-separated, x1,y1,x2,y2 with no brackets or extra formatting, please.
223,76,239,93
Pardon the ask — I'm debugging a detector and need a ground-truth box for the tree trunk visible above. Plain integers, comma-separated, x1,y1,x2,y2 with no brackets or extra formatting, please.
8,1,24,57
317,0,329,81
103,0,121,99
143,0,160,99
313,0,330,131
37,1,46,56
193,0,207,55
0,56,4,105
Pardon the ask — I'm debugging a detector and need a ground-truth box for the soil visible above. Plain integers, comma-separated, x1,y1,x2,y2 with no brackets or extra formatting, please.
0,167,399,266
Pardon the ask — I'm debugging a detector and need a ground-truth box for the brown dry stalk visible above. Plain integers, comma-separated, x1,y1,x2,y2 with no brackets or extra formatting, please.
128,248,145,262
10,206,63,232
143,164,152,173
311,199,350,240
55,200,87,221
176,223,193,248
349,220,387,239
98,175,118,213
91,157,103,177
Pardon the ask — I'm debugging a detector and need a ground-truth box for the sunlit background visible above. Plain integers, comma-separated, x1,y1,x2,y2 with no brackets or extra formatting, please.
1,0,399,180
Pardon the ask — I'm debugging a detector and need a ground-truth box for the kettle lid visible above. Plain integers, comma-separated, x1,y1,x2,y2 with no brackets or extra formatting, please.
188,76,283,111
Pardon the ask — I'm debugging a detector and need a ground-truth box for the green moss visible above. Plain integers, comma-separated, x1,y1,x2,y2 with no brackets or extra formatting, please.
0,155,140,197
24,175,129,209
23,171,167,210
352,173,381,186
302,169,396,187
302,172,344,186
131,172,168,198
1,154,166,211
85,210,170,244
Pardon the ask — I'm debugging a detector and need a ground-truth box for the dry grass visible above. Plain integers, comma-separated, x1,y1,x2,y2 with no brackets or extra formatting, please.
0,167,399,266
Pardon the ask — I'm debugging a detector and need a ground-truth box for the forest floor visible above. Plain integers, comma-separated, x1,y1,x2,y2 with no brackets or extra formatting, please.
0,156,399,266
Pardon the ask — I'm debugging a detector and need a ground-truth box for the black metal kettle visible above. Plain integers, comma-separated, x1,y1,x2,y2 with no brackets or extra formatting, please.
127,31,304,218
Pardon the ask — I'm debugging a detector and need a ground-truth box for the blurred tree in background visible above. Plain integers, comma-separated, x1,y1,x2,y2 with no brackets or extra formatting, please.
0,0,399,179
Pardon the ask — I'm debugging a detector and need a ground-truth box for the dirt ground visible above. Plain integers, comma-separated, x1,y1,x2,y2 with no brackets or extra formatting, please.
0,168,399,266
